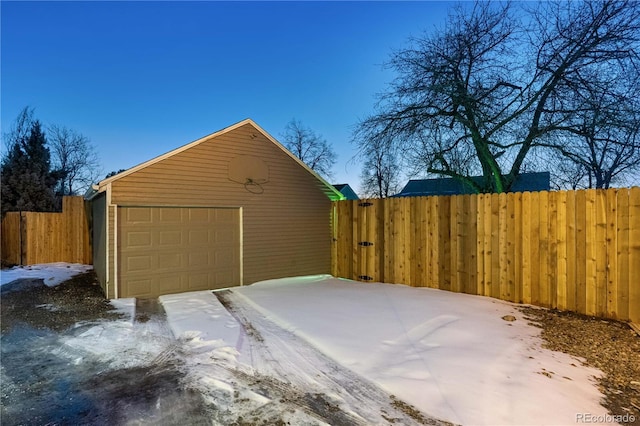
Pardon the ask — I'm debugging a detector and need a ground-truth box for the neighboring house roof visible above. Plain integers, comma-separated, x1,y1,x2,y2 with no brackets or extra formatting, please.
85,118,345,201
332,183,360,200
395,172,551,197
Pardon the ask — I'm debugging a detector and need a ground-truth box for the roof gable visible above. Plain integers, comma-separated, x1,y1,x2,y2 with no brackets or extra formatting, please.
90,119,344,201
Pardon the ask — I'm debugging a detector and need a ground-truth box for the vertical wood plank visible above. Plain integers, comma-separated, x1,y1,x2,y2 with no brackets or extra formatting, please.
352,200,361,281
585,189,597,316
530,192,541,306
522,192,532,304
490,193,501,299
450,195,462,293
449,195,458,292
476,194,485,295
365,199,379,282
629,187,640,323
391,198,402,283
538,191,550,308
556,191,568,311
468,194,479,295
418,198,428,287
566,190,578,312
383,198,392,283
428,197,440,288
575,190,588,315
616,189,630,321
483,194,493,297
514,192,523,303
439,196,451,291
605,189,618,319
331,203,338,277
595,190,608,317
506,192,516,303
402,197,412,285
410,198,421,287
548,191,558,309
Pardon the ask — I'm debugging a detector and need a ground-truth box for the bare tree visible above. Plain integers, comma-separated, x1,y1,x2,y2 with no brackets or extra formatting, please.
358,133,402,198
353,1,640,193
544,68,640,189
48,124,102,195
2,106,35,156
281,119,337,179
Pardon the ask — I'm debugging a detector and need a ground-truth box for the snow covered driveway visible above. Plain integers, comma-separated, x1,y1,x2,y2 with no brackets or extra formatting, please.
162,275,614,426
161,289,444,425
1,266,615,425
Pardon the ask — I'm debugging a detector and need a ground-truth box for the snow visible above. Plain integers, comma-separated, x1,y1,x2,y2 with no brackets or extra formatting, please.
0,263,92,287
2,264,615,424
162,275,614,426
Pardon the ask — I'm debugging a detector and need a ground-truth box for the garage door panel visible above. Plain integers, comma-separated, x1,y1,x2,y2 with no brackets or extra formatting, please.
127,278,152,296
159,208,182,222
214,250,234,267
214,208,237,223
188,272,209,290
214,229,235,243
188,209,210,223
158,274,182,293
158,253,182,269
188,251,209,268
188,230,210,246
126,231,152,248
126,255,153,272
215,269,233,282
126,207,152,223
159,230,182,247
118,206,241,298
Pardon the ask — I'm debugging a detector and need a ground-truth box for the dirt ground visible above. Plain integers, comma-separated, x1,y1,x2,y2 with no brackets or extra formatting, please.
520,306,640,426
1,271,119,333
1,271,211,425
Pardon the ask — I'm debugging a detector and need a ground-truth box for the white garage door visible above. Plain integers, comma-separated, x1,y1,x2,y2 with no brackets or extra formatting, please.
117,206,241,298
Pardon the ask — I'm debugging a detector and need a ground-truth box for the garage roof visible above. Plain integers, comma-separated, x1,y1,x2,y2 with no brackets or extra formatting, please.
86,119,345,201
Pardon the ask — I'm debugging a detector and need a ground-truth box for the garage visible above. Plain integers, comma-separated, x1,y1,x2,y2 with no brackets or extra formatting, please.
118,206,241,298
86,119,344,299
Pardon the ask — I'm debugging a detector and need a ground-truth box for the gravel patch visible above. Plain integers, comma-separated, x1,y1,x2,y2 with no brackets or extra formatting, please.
520,306,640,426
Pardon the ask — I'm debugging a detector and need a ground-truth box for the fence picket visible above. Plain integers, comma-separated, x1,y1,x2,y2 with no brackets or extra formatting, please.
629,188,640,323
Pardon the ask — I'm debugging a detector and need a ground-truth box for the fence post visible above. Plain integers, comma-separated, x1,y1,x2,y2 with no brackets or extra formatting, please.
19,211,25,266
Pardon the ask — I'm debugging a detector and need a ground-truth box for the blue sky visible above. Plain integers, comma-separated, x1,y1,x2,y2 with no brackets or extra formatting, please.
2,1,452,193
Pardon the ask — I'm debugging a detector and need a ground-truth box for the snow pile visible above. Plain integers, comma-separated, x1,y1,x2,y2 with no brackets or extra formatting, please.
0,263,93,287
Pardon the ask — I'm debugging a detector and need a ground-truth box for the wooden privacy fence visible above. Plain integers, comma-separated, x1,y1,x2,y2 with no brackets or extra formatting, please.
1,196,92,265
331,187,640,323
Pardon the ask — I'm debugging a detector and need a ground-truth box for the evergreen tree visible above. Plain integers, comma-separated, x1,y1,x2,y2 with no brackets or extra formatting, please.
1,120,61,215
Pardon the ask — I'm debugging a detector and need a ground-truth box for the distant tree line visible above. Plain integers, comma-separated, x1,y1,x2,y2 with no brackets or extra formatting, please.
1,107,101,216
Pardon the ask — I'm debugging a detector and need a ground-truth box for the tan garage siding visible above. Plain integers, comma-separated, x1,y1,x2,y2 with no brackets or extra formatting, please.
107,122,333,288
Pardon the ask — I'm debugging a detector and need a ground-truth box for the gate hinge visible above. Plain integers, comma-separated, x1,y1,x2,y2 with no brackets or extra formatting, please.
358,202,373,207
358,241,374,247
358,275,373,281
